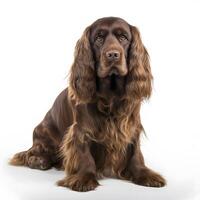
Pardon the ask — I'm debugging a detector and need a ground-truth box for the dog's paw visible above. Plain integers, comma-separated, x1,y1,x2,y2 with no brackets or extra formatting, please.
27,155,51,170
133,168,166,187
57,173,99,192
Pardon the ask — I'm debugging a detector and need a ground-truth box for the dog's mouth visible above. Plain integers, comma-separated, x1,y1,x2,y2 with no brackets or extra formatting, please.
97,65,126,95
108,67,119,76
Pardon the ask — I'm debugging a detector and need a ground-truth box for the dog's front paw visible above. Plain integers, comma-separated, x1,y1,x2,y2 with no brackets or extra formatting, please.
132,167,166,187
57,173,99,192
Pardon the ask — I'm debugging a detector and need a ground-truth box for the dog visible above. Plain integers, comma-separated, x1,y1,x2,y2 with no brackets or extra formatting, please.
10,17,166,192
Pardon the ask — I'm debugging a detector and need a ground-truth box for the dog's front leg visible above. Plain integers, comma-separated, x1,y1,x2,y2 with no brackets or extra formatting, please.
57,124,99,192
128,140,166,187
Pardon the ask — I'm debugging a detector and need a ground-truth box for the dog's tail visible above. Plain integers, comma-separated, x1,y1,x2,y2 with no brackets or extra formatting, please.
9,151,27,166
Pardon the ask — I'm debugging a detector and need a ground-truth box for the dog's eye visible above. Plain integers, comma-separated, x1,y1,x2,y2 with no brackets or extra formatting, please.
95,36,104,44
118,35,127,42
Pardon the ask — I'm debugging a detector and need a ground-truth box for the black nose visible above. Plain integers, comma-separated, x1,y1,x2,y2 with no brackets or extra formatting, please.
105,50,120,61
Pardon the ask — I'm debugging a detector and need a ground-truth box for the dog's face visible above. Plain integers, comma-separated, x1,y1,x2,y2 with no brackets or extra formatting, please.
90,17,132,78
70,17,152,102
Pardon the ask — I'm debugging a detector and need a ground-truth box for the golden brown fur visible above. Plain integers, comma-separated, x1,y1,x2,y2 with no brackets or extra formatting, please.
10,17,166,192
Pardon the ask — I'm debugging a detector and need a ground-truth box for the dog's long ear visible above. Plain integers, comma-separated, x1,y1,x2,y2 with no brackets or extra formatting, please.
69,26,96,103
126,26,153,100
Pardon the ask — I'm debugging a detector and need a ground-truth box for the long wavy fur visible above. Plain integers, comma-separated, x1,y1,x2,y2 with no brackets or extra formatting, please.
63,25,152,178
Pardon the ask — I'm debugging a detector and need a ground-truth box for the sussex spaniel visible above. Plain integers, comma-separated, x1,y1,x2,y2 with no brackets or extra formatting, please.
10,17,166,192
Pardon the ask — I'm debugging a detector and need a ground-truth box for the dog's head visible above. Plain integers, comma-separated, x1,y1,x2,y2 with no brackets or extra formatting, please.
70,17,152,102
90,17,131,78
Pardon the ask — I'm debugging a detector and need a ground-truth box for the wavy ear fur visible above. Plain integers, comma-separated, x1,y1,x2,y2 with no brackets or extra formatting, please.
126,26,153,100
69,27,96,103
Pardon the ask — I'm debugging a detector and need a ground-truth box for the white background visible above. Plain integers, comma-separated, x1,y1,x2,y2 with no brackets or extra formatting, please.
0,0,200,199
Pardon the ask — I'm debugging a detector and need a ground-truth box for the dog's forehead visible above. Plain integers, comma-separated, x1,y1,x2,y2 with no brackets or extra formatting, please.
90,17,130,33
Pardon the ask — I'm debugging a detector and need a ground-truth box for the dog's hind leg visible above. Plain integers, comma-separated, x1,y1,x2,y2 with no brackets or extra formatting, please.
10,118,62,170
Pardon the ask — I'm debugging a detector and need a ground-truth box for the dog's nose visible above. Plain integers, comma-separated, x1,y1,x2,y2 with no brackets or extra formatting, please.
105,50,120,62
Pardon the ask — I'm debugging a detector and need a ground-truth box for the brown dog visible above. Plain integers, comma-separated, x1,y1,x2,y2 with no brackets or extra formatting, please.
10,17,166,192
